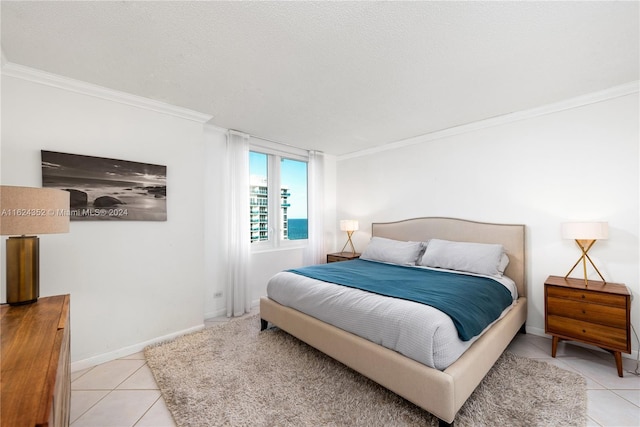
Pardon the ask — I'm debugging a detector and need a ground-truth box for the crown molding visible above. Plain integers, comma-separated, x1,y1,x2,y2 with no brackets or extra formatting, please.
204,120,229,135
339,81,640,161
1,61,214,123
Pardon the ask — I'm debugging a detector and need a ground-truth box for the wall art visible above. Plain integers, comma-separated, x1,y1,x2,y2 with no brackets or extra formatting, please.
41,150,167,221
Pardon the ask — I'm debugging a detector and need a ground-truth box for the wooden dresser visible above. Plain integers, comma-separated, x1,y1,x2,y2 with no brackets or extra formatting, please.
544,275,630,377
1,295,71,427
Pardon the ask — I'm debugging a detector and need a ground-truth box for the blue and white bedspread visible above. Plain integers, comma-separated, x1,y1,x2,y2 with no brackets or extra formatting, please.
266,260,518,370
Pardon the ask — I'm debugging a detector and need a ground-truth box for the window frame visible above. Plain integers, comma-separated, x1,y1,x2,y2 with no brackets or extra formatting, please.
249,139,309,252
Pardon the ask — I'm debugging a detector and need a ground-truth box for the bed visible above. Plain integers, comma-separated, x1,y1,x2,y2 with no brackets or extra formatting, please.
259,217,527,426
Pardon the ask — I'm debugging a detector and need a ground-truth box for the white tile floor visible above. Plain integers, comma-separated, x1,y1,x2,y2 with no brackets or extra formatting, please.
71,314,640,426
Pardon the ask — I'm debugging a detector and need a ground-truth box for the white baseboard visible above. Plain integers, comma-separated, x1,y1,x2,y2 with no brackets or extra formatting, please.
204,299,261,320
71,324,205,373
204,307,227,319
74,300,263,373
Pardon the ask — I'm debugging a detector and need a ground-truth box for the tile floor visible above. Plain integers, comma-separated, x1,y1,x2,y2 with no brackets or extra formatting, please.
70,313,640,426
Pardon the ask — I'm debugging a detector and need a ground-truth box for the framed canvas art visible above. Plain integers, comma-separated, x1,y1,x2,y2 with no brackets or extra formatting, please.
41,150,167,221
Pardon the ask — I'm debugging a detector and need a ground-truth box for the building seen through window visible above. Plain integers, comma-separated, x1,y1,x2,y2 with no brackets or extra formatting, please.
249,151,307,245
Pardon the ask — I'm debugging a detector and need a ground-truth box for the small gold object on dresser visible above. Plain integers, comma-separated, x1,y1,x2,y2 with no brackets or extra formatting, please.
327,252,361,263
544,275,631,377
1,294,71,426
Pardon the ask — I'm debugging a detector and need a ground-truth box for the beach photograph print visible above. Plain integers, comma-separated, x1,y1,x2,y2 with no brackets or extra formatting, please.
41,150,167,221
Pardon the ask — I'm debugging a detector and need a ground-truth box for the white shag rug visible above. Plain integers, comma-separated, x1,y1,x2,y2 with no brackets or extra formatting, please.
145,314,586,427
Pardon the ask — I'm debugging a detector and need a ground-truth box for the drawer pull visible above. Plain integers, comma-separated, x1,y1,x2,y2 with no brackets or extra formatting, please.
582,329,586,333
581,294,586,299
582,310,586,314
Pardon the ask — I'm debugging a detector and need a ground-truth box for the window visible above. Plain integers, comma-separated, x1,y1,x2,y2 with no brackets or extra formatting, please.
249,146,308,249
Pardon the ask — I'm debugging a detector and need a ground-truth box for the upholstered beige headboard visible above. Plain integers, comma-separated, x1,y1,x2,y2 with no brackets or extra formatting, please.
371,217,526,298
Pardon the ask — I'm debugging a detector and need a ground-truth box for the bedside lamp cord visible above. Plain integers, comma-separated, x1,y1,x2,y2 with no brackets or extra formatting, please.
628,323,640,376
622,287,639,376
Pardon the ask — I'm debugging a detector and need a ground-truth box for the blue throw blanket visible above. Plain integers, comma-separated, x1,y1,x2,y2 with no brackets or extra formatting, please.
288,259,513,341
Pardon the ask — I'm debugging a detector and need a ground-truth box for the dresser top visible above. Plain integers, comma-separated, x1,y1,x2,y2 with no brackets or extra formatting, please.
545,275,629,296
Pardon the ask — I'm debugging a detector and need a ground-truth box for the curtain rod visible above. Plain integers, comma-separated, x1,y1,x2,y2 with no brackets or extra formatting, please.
228,129,322,154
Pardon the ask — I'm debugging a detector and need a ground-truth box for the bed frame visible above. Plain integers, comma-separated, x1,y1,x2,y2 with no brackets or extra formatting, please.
259,217,527,426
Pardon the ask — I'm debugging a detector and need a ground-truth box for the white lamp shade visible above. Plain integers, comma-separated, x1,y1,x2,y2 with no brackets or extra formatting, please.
340,219,359,232
0,186,70,235
561,222,609,240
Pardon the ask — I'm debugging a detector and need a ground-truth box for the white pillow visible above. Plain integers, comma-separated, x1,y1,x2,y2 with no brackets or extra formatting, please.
418,238,506,277
360,237,424,266
498,252,510,275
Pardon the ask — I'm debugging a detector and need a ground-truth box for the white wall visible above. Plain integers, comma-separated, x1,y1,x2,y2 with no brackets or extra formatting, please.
1,75,209,368
336,92,639,353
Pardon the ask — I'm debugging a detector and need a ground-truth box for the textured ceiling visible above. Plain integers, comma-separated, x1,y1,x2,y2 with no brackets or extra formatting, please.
1,1,638,155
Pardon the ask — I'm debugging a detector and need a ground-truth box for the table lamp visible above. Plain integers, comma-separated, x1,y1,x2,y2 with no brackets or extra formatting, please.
339,219,359,254
0,186,70,305
562,221,608,285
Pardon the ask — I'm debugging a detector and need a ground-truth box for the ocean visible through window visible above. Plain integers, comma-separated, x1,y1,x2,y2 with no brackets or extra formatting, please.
287,218,308,240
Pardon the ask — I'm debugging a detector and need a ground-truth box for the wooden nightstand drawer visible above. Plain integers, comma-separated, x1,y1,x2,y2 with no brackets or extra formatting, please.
547,315,629,351
546,286,627,307
546,297,627,329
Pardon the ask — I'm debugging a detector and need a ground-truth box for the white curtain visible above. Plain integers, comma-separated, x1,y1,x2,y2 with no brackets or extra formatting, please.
303,150,325,265
224,130,251,317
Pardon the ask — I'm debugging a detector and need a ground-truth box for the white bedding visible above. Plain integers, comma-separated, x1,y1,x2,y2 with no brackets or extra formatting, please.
266,265,517,370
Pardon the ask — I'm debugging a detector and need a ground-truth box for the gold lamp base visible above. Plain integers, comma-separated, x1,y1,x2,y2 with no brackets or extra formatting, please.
340,230,356,255
564,239,606,286
6,236,40,305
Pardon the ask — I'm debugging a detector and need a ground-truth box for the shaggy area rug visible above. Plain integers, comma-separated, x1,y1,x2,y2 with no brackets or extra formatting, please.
145,315,587,427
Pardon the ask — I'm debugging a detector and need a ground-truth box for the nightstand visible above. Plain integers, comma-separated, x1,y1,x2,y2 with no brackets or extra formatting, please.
327,252,360,263
544,275,631,377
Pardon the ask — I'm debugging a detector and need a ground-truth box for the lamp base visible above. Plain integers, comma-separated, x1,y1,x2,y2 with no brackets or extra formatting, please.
6,236,40,305
340,231,356,255
564,239,606,286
